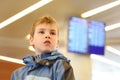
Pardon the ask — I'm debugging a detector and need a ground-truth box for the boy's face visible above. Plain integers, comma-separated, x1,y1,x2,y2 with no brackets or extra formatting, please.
30,23,59,54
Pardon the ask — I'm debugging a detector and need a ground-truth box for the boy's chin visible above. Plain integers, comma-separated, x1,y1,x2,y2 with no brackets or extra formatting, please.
42,49,52,53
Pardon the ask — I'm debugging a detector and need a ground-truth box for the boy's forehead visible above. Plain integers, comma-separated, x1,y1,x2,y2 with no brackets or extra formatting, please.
36,23,58,30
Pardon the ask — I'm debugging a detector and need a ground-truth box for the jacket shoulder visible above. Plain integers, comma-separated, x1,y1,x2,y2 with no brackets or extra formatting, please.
11,66,28,80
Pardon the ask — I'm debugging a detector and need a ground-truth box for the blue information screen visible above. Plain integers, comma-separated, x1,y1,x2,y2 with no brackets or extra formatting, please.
88,20,105,55
68,17,105,55
68,17,88,54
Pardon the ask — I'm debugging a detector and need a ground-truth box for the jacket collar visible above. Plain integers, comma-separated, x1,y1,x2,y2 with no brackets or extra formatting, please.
23,50,70,68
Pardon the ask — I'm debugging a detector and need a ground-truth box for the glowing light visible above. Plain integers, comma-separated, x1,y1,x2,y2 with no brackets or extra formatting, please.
105,23,120,31
106,46,120,56
91,54,120,68
0,55,24,64
26,34,30,40
81,0,120,18
28,46,35,52
0,0,53,29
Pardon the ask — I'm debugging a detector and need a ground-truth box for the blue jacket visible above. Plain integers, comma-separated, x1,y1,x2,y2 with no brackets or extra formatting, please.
11,50,75,80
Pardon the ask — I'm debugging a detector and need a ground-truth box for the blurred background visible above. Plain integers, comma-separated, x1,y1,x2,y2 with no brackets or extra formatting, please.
0,0,120,80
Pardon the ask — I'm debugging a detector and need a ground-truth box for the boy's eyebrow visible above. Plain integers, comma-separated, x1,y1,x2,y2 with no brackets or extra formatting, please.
50,29,56,32
38,28,45,31
38,28,56,32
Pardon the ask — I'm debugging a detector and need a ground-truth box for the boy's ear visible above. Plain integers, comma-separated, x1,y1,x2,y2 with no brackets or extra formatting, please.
29,36,34,46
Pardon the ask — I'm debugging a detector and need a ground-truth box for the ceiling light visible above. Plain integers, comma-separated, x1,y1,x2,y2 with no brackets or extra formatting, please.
91,54,120,68
105,23,120,31
26,34,30,40
81,0,120,18
0,0,53,29
28,46,35,52
0,55,24,64
106,46,120,56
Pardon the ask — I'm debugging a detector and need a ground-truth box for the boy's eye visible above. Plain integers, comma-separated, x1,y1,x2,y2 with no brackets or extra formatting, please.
39,31,45,34
50,32,56,35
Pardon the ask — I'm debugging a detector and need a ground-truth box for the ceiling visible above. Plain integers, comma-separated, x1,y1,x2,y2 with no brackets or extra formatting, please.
0,0,120,60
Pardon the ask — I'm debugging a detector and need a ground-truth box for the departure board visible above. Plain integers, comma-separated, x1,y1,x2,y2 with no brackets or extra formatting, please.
68,17,88,54
88,20,105,55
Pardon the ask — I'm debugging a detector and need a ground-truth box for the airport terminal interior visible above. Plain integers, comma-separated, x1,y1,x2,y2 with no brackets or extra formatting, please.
0,0,120,80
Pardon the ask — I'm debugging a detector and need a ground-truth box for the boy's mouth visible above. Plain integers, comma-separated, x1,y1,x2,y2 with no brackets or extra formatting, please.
44,40,51,44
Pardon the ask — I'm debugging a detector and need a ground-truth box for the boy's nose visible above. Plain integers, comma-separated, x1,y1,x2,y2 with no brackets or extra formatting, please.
45,34,50,39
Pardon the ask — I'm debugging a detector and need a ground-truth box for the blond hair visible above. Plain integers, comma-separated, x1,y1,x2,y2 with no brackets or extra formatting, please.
30,16,59,37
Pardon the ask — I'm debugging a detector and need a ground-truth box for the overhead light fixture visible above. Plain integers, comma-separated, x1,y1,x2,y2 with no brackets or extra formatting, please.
81,0,120,18
28,46,35,52
105,23,120,31
0,0,53,29
26,34,30,40
106,46,120,56
0,55,24,64
91,54,120,68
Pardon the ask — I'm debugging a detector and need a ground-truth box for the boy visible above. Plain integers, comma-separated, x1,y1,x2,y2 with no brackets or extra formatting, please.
11,16,75,80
